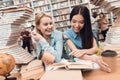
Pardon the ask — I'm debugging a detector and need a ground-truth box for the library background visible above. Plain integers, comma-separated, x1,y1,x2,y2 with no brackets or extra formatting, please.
0,0,120,80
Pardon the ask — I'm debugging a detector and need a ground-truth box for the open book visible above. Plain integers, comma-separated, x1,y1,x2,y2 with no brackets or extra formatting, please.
46,58,94,70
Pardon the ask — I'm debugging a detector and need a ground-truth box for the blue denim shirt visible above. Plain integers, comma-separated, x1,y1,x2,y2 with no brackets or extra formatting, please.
64,28,82,49
36,30,63,62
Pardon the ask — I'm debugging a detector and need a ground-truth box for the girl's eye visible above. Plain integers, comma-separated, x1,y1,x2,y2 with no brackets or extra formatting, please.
72,20,76,23
50,22,52,25
44,23,48,26
79,21,85,24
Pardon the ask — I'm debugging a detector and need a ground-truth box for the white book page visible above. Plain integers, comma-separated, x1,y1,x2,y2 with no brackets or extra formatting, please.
46,58,100,70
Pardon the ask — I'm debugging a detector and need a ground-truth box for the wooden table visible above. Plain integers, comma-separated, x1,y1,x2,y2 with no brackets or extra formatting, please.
83,55,120,80
9,55,120,80
40,69,83,80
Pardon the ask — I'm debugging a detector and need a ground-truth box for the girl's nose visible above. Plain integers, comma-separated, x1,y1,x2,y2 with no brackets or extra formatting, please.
48,25,52,28
75,22,79,27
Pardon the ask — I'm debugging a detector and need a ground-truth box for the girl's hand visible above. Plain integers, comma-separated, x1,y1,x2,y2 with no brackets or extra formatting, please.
31,32,42,41
70,49,87,58
91,55,111,72
41,52,55,65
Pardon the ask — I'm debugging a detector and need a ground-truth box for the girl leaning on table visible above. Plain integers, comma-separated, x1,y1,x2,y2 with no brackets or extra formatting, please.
63,5,111,72
31,12,63,65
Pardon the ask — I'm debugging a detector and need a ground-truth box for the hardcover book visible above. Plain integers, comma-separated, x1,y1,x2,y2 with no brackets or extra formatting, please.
47,59,94,70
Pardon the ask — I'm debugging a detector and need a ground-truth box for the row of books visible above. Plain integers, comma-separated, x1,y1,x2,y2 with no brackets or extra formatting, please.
32,0,50,8
16,2,32,8
53,8,70,16
55,20,70,28
14,0,30,3
32,0,84,8
14,0,50,6
70,0,83,5
54,15,69,22
13,0,30,5
52,1,68,9
33,0,51,4
0,0,13,8
51,0,67,3
34,6,51,13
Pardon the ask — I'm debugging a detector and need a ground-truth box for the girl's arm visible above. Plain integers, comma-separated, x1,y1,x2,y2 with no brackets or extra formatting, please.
31,31,63,63
63,34,111,72
63,34,98,56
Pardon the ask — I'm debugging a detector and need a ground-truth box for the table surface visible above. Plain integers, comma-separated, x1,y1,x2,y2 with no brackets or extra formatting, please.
8,55,120,80
83,55,120,80
40,69,83,80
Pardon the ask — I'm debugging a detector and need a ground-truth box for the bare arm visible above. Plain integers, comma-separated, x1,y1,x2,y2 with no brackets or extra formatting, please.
63,34,98,56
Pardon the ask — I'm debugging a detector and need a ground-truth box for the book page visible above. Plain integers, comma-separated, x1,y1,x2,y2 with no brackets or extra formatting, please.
46,58,94,70
65,58,94,70
46,59,68,70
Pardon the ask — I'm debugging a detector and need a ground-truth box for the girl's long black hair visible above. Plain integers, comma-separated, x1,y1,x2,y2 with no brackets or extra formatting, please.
70,5,93,49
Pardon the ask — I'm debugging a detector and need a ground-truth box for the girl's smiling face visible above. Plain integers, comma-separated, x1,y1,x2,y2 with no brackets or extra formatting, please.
37,16,53,36
71,14,85,33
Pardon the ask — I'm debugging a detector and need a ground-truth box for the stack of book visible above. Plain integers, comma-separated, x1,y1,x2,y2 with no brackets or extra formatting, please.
90,0,120,26
0,6,33,25
106,27,120,44
0,24,20,48
0,6,34,64
90,0,120,15
114,15,120,27
0,6,33,48
0,44,34,64
100,27,120,53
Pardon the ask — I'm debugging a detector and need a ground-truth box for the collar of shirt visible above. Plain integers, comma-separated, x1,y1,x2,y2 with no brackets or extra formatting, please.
70,28,80,39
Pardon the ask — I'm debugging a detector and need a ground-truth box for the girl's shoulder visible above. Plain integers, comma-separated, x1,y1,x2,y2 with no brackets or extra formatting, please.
52,30,63,38
64,28,72,33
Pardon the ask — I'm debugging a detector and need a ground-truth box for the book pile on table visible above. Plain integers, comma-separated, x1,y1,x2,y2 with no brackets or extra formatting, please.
0,6,34,64
0,44,34,64
90,0,120,53
100,27,120,54
0,6,33,48
0,6,33,25
90,0,120,18
106,27,120,44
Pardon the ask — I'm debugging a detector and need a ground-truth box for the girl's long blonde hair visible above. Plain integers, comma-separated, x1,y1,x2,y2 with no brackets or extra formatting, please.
35,12,55,35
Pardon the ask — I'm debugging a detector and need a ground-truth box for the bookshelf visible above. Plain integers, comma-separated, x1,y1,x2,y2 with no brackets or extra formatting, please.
0,0,89,31
1,0,117,31
91,7,115,27
50,0,89,31
0,0,14,8
32,0,51,13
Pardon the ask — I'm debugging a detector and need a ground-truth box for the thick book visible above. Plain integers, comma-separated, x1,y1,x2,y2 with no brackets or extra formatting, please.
47,59,94,70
